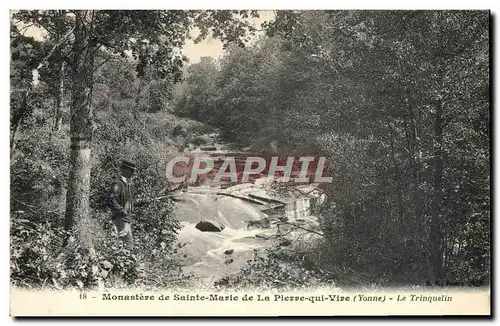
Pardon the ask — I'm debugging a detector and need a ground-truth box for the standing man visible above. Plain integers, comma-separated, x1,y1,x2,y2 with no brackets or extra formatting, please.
107,160,136,248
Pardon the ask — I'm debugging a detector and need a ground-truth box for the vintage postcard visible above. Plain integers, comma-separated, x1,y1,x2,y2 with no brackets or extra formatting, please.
9,9,491,316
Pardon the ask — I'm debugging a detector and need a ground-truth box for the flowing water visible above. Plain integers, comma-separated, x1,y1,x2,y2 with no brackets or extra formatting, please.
173,188,279,285
170,143,323,286
171,186,323,287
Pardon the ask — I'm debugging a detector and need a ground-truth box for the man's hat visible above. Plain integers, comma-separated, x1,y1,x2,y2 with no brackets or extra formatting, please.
121,160,136,171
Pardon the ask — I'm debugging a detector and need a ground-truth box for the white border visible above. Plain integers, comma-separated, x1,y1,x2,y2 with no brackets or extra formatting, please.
1,1,497,325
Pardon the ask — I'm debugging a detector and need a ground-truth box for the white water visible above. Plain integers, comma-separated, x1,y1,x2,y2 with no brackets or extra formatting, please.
171,143,323,286
173,189,279,284
172,188,323,287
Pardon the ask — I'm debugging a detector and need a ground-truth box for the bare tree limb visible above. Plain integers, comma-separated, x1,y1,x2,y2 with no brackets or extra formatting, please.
277,220,325,238
10,196,37,212
36,25,75,70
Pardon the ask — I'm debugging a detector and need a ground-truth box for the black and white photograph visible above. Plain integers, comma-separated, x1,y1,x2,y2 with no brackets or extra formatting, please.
8,8,491,316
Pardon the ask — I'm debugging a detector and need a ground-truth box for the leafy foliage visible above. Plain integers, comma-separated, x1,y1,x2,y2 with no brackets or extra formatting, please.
174,10,490,286
11,215,139,289
215,248,334,290
9,40,204,288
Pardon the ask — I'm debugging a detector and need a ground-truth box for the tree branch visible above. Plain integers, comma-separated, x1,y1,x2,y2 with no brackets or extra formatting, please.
277,220,325,238
36,25,75,70
35,17,57,35
10,196,37,212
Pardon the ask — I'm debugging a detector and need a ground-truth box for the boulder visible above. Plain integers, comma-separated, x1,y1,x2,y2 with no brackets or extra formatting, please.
224,249,234,255
200,145,217,151
279,239,292,247
215,277,230,286
195,220,225,232
247,218,271,230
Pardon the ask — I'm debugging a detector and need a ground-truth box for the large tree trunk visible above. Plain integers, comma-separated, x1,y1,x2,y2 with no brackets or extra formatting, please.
53,61,65,132
64,11,96,231
429,98,444,283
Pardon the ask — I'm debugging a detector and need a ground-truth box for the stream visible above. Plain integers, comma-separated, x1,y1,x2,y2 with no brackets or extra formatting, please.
170,143,324,286
173,188,276,285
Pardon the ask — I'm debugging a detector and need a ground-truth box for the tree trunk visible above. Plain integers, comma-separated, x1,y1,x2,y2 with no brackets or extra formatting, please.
429,98,444,283
408,104,429,280
53,61,65,132
64,11,96,231
10,87,32,153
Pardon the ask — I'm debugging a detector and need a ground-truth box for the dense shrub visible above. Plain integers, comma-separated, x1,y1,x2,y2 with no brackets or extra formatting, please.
11,123,68,218
11,216,139,289
215,248,334,290
11,203,183,289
